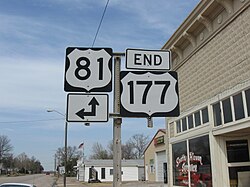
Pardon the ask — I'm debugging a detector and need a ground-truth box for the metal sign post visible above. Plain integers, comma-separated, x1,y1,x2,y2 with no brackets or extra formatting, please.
112,53,124,187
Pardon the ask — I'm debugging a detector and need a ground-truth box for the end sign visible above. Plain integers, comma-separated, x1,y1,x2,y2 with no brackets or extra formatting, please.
126,49,170,70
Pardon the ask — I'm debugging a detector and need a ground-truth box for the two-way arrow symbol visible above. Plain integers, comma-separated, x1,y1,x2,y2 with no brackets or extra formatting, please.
76,97,99,119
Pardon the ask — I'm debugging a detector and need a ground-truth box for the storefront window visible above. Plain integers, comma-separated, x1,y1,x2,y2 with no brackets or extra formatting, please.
188,115,194,129
176,120,181,133
173,141,188,186
213,102,222,126
222,98,233,123
202,107,209,123
194,111,201,127
228,166,250,187
182,118,187,131
172,136,212,187
233,93,245,120
226,140,249,163
245,88,250,117
189,135,212,187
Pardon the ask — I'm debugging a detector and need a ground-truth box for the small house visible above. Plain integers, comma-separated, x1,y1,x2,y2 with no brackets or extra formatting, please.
75,159,144,182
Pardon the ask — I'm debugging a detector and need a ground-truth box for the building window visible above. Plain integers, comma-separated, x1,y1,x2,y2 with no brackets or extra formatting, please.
245,88,250,117
229,166,250,187
202,107,209,124
182,118,187,131
172,141,187,186
172,136,212,187
213,102,222,126
110,169,113,175
194,111,201,127
188,115,194,129
101,168,105,179
189,135,212,186
176,120,181,133
233,93,245,120
150,159,154,173
222,98,233,123
226,140,249,163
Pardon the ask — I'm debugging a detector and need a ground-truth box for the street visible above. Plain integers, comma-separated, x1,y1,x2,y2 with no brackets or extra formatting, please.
0,174,167,187
0,174,56,187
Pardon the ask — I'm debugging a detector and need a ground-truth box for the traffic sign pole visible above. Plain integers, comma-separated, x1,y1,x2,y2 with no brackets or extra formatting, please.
113,53,124,187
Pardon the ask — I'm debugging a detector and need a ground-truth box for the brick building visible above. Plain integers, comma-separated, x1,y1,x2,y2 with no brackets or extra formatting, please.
163,0,250,186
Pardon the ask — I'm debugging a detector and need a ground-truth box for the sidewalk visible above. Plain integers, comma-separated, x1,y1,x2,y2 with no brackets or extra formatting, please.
55,177,168,187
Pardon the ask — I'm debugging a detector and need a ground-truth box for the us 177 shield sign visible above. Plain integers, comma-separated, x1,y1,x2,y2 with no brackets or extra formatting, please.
120,71,179,117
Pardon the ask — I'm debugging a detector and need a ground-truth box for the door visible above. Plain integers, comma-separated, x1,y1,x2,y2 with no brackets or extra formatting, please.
156,151,166,182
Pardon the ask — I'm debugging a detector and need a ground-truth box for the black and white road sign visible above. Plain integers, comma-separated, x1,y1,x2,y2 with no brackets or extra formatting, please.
126,49,171,70
120,71,179,117
64,47,113,92
66,93,109,122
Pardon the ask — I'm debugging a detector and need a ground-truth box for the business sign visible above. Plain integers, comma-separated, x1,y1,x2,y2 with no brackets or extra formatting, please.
126,49,170,70
64,47,113,92
66,93,109,122
120,71,179,117
154,135,164,146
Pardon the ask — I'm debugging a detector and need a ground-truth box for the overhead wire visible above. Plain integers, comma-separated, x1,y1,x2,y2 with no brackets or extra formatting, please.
92,0,110,47
0,118,64,124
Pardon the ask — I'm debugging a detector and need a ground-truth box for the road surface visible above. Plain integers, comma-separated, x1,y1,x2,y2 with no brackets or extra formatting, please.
0,174,56,187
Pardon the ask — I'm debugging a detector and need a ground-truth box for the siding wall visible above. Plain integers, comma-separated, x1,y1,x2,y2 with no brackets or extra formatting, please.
84,166,140,182
177,6,250,112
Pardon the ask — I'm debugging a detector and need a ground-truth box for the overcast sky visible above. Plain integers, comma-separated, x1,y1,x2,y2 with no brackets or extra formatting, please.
0,0,200,171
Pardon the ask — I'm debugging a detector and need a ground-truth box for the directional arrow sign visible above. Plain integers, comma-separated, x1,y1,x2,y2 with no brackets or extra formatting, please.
120,71,179,117
66,94,109,122
75,97,99,119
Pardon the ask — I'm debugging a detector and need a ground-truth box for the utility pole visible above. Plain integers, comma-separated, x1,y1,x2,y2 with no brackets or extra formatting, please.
64,121,68,187
113,53,124,187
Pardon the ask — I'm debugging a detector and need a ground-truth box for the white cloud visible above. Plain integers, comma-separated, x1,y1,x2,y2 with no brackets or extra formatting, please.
0,57,65,110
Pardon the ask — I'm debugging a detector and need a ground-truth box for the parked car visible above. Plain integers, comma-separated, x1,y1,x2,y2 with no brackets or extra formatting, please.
0,183,36,187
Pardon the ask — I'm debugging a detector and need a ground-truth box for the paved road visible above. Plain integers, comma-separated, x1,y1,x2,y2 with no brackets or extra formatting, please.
1,175,167,187
56,177,167,187
0,174,56,187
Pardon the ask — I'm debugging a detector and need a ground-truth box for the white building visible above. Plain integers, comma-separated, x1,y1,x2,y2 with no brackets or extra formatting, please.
75,159,144,182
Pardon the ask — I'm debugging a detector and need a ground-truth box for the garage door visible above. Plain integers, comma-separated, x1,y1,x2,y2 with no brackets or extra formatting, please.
156,151,166,182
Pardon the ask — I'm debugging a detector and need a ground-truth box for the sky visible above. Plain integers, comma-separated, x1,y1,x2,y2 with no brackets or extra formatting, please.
0,0,200,171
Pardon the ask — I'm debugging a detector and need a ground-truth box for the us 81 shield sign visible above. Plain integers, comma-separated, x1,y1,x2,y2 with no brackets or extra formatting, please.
120,71,179,117
64,47,113,92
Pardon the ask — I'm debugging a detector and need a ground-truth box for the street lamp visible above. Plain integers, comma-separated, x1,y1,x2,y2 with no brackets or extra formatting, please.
47,109,67,187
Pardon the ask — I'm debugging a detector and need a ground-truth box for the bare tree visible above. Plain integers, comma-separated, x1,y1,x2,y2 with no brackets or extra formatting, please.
107,140,113,158
14,153,43,173
0,135,13,161
90,142,109,159
15,152,29,173
122,141,137,159
129,134,149,159
107,140,136,159
96,134,149,160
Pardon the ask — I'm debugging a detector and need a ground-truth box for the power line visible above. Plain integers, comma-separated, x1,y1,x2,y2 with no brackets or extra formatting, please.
92,0,110,47
0,118,64,124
